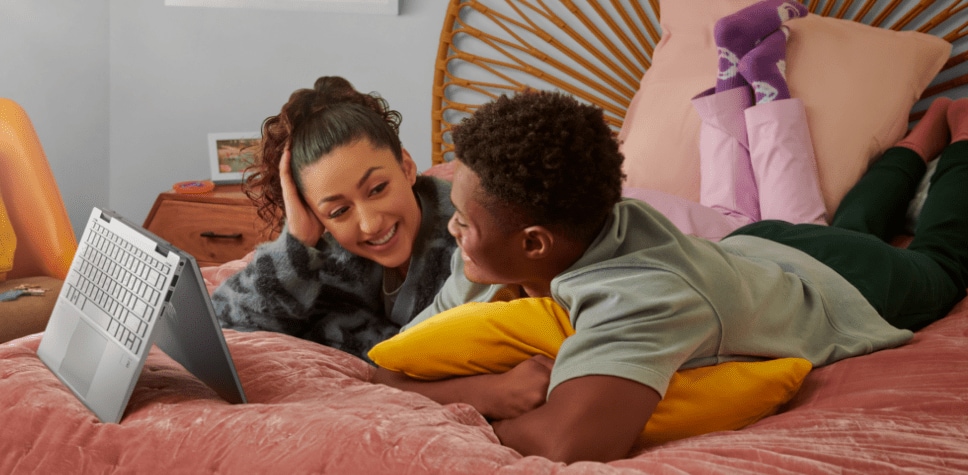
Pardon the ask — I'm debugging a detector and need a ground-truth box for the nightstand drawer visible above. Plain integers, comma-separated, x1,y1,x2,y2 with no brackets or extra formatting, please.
143,185,276,268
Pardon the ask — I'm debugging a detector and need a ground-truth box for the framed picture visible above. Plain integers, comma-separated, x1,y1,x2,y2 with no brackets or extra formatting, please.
208,132,261,183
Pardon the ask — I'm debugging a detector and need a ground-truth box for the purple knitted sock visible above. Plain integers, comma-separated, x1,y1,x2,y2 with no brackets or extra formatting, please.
714,0,807,92
739,27,790,104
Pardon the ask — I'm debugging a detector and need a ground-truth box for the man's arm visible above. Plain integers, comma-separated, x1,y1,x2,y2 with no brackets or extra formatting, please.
370,355,554,420
492,375,660,463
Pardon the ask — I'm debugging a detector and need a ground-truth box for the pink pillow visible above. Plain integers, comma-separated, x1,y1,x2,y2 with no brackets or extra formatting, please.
421,161,457,181
201,251,256,294
619,1,950,217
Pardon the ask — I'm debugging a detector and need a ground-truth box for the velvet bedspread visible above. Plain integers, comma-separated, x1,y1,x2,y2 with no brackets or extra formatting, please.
2,294,967,473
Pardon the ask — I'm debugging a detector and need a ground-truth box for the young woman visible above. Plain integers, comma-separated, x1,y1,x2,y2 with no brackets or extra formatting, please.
212,76,456,361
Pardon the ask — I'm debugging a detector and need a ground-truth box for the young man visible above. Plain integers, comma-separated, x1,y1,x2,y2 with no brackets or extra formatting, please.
371,88,968,463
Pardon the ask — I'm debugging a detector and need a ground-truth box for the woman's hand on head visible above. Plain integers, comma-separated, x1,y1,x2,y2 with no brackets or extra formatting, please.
280,148,326,247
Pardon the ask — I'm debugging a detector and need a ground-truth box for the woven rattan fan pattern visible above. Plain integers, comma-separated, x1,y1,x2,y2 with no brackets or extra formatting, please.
431,0,968,165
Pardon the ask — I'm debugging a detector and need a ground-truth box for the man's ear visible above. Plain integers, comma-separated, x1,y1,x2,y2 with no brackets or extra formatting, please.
521,226,554,259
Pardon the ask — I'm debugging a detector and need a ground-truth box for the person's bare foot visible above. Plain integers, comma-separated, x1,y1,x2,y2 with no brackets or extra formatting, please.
947,97,968,144
896,97,952,162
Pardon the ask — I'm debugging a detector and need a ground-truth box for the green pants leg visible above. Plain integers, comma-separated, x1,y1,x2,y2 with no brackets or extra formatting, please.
730,143,968,330
907,141,968,292
830,147,926,239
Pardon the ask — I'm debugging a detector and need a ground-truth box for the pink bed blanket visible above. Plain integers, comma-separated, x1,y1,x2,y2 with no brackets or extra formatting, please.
2,292,967,473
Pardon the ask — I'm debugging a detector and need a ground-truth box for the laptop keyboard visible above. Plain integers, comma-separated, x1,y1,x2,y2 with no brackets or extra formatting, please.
65,220,171,355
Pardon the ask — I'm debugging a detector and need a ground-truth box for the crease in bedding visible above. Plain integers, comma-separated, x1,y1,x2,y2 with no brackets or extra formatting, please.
2,300,966,473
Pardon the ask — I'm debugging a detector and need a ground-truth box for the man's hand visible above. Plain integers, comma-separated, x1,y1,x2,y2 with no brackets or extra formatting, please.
279,148,325,247
480,355,553,420
370,355,553,421
372,354,657,462
492,375,660,464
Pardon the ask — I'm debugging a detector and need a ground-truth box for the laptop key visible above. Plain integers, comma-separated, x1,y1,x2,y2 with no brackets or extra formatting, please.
81,299,112,330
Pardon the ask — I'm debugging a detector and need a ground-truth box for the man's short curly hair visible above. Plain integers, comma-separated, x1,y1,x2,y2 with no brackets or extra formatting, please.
452,90,625,243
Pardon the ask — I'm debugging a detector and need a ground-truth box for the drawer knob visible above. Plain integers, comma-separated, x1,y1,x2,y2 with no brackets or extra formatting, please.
200,231,243,239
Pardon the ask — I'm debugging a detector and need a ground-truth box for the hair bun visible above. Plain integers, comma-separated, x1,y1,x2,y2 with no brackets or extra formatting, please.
314,76,358,104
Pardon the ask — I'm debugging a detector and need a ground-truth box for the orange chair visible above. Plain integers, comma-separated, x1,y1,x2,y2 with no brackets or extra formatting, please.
0,98,78,342
0,198,14,281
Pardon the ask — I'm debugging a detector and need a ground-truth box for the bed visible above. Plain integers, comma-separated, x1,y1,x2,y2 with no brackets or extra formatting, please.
3,1,968,473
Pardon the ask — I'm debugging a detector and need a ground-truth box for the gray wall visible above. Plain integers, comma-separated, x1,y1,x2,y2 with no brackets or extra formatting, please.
0,1,110,235
1,0,447,235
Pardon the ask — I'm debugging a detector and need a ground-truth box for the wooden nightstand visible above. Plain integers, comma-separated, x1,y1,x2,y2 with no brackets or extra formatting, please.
143,184,277,268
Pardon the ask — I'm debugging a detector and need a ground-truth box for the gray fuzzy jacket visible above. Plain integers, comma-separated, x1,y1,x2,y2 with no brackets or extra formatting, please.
212,176,456,361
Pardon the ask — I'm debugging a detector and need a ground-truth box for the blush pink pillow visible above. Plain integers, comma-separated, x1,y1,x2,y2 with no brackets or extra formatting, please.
619,0,950,217
421,161,457,182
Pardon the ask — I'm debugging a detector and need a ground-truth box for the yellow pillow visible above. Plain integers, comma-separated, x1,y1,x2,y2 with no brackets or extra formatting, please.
369,297,812,444
371,298,574,379
0,191,16,280
645,357,810,444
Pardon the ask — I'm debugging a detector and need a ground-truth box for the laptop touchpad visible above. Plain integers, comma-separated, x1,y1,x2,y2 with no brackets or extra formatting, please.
58,319,107,397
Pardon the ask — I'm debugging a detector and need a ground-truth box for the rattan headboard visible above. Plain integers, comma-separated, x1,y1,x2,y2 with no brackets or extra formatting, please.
431,0,968,165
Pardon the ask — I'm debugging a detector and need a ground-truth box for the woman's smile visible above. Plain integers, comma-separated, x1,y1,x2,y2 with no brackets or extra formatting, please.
366,223,398,247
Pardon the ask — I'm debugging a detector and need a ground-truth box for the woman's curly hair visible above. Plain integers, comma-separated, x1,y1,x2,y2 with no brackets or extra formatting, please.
245,76,403,232
452,90,625,243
